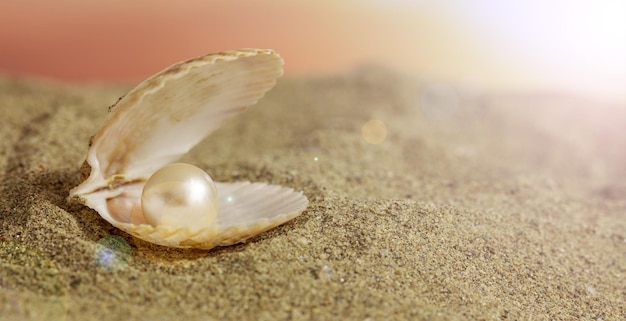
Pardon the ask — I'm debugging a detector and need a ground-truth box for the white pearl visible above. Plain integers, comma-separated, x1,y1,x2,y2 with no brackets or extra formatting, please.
141,163,218,232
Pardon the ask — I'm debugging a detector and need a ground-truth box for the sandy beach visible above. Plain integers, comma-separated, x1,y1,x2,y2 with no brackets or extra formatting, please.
0,68,624,320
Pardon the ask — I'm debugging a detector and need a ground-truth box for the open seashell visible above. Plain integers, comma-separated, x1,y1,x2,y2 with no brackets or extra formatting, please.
69,49,308,249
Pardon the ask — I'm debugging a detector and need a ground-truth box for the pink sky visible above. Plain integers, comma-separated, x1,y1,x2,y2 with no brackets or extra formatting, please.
1,0,624,104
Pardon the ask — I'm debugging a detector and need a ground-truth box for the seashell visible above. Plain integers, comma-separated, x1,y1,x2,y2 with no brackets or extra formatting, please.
69,49,308,249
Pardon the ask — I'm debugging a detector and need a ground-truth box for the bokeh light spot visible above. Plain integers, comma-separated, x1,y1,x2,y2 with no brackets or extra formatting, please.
420,82,459,121
362,119,388,144
94,235,131,273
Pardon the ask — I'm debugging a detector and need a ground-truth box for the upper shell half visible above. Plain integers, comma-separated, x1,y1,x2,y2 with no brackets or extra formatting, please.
69,49,308,249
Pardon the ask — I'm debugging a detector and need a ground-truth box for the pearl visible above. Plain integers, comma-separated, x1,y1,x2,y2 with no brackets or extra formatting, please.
141,163,218,232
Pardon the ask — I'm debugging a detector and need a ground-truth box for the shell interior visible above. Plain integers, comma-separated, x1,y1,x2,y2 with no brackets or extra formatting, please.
70,49,309,249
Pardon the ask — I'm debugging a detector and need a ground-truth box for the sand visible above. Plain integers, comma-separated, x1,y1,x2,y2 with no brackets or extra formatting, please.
0,67,625,320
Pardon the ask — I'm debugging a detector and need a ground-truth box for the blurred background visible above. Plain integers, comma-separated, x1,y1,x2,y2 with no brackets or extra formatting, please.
1,0,625,104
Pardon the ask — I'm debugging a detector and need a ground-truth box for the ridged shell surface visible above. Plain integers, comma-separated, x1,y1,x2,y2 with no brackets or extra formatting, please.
69,49,308,249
